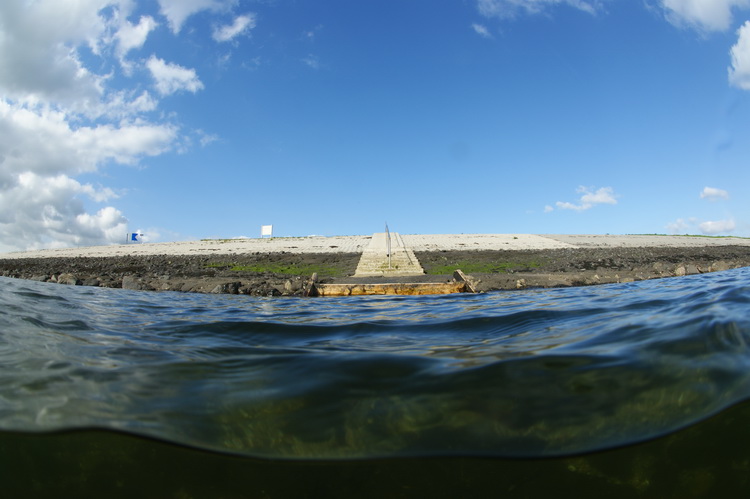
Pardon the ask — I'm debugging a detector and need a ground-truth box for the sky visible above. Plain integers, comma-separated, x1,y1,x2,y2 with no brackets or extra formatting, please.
2,0,750,251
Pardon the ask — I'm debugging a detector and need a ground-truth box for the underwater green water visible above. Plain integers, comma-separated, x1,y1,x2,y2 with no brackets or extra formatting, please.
5,399,750,498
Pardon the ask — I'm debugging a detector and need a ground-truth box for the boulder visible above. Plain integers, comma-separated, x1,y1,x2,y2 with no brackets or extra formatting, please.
57,273,80,285
652,262,669,275
122,276,155,291
210,282,241,294
685,264,701,275
709,261,731,272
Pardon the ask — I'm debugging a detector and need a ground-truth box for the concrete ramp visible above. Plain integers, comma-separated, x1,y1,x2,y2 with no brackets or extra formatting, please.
354,232,424,277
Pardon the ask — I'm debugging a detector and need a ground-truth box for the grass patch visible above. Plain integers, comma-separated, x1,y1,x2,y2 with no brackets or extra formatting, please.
206,262,344,277
425,260,542,275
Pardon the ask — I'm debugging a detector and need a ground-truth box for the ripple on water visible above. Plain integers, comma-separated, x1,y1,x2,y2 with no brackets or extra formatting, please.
2,269,750,458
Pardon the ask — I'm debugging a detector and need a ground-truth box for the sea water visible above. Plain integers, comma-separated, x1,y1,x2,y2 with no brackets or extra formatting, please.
3,269,750,497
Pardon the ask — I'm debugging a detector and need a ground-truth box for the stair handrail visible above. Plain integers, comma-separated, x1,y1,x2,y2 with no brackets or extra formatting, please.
396,232,414,266
385,223,391,269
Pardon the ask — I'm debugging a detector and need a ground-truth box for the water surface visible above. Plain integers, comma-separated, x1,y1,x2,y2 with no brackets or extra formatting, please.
3,269,750,460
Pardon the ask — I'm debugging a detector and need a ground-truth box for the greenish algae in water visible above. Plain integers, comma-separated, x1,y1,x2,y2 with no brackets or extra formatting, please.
4,399,750,498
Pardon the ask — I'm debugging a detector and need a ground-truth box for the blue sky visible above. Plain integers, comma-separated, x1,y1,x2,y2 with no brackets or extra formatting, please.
2,0,750,251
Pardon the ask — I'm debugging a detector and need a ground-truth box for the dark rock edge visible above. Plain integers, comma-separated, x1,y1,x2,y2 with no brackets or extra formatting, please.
2,245,750,296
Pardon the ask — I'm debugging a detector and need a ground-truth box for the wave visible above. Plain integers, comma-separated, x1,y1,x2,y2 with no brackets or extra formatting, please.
2,268,750,458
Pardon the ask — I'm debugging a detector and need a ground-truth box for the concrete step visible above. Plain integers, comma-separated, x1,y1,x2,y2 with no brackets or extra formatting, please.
354,232,424,277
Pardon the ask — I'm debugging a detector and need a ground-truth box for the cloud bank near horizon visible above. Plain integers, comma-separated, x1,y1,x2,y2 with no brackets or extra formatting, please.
667,186,735,235
0,0,251,252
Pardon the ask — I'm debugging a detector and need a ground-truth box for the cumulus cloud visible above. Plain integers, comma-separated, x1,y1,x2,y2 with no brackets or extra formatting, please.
0,101,177,176
0,0,110,108
477,0,606,19
699,219,736,234
700,186,730,200
146,56,204,96
213,14,256,42
659,0,750,33
0,99,177,250
0,172,128,251
729,21,750,89
549,186,618,212
116,15,158,57
158,0,233,34
666,217,735,235
0,1,235,251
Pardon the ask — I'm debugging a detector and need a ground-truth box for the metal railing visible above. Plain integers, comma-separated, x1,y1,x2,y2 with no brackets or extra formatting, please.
385,222,391,269
396,232,414,266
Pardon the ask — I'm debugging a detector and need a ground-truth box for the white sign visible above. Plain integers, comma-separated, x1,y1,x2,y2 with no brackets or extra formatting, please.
261,225,273,238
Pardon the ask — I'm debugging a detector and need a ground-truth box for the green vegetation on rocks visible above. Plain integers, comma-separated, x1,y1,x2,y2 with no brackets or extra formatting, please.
424,260,542,275
206,262,344,277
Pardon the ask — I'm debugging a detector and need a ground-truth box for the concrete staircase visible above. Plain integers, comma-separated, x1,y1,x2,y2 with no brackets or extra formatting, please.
354,232,424,277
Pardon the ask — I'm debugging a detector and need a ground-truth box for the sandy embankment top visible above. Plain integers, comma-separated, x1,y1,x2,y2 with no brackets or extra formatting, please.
1,234,749,260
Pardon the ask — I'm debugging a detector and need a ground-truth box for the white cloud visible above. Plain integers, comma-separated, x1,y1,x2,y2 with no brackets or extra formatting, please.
99,91,159,119
158,0,234,34
700,186,730,200
580,186,617,205
666,216,736,235
0,99,176,252
0,1,221,251
553,186,618,212
666,217,693,233
197,130,219,147
699,219,736,234
730,21,750,89
146,56,204,96
213,14,256,42
76,207,130,243
555,201,587,211
0,101,177,176
131,227,160,243
0,172,128,251
477,0,750,34
477,0,605,19
116,15,158,56
472,23,493,38
659,0,750,33
0,0,112,108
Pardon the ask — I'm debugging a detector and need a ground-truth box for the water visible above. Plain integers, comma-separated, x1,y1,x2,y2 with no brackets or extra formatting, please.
3,269,750,496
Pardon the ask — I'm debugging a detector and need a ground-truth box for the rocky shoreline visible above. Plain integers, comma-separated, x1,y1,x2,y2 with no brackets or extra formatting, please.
416,246,750,292
0,252,359,296
2,245,750,296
